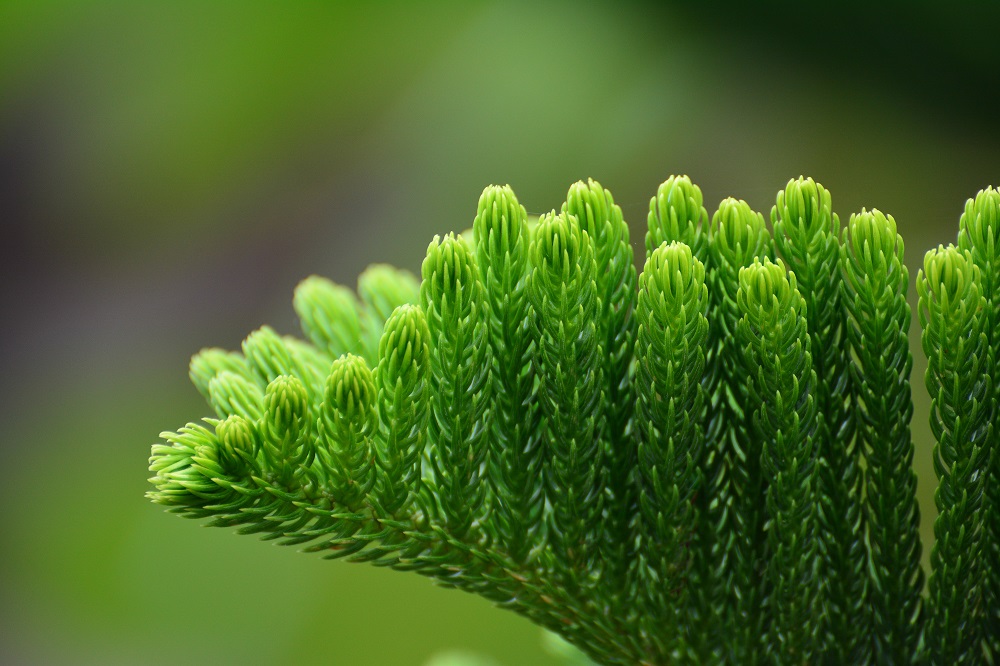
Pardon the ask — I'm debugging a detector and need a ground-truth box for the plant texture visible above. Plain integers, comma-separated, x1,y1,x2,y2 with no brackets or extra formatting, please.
148,177,1000,665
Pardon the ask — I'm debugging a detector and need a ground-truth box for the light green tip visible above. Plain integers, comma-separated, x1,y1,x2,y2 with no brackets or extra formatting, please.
422,233,477,298
645,241,703,295
738,257,796,313
712,198,768,266
565,178,616,240
216,414,257,465
378,304,430,374
474,184,526,254
531,210,587,276
847,208,899,269
921,245,979,304
325,354,377,427
773,175,836,235
647,174,706,253
264,375,309,432
959,186,1000,249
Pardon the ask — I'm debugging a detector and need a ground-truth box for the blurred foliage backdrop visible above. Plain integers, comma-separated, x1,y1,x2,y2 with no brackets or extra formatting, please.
2,1,999,664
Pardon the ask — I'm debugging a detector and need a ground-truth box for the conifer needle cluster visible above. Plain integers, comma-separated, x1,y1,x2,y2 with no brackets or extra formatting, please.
148,177,1000,665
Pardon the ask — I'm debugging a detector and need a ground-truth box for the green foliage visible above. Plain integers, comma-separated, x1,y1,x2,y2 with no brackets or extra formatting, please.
957,187,1000,661
842,209,923,662
772,178,865,663
528,211,605,586
706,198,773,664
148,176,1000,665
918,245,992,664
634,241,708,659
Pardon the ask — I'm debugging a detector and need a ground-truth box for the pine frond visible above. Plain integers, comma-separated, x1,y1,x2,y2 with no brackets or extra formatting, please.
772,176,864,662
473,185,544,565
563,178,637,596
956,186,1000,660
918,245,992,664
420,234,492,543
707,197,773,664
737,257,822,664
634,241,708,660
147,177,1000,666
528,211,605,588
842,209,923,662
372,304,431,519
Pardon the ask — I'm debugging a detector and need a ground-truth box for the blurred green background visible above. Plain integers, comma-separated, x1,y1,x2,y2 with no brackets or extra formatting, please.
2,1,999,664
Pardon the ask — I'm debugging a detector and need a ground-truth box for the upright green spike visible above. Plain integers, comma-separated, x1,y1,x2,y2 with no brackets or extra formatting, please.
293,275,365,360
317,354,378,512
646,175,709,262
215,414,258,475
563,179,637,593
262,375,311,479
420,234,491,542
529,211,604,585
645,175,713,652
707,198,773,664
474,185,544,564
956,186,1000,658
358,264,421,365
372,304,431,519
634,241,708,660
737,257,822,664
842,209,922,661
772,176,863,662
918,245,992,664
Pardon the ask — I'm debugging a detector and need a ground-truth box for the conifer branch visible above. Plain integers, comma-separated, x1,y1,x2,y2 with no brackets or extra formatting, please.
956,187,1000,661
528,211,605,589
841,209,923,662
420,234,492,543
147,176,1000,666
564,179,637,597
473,185,544,565
918,245,992,664
772,177,865,662
737,257,822,664
707,198,773,665
634,241,708,661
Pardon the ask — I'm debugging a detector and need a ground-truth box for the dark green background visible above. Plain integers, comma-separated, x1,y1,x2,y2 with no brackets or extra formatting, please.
2,2,998,664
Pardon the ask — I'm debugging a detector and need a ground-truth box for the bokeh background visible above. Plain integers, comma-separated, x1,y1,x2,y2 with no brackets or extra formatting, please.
2,1,999,664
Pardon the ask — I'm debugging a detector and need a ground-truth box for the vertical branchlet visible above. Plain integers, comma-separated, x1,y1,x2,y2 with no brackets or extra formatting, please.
919,245,992,664
420,234,492,544
474,185,544,565
707,198,774,664
634,241,708,661
371,304,431,520
842,209,923,662
737,257,823,664
645,175,714,657
956,186,1000,661
528,211,605,590
564,179,638,598
317,354,378,513
772,177,864,662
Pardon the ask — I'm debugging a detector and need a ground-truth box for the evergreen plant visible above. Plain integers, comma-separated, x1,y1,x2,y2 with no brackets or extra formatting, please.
147,176,1000,665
